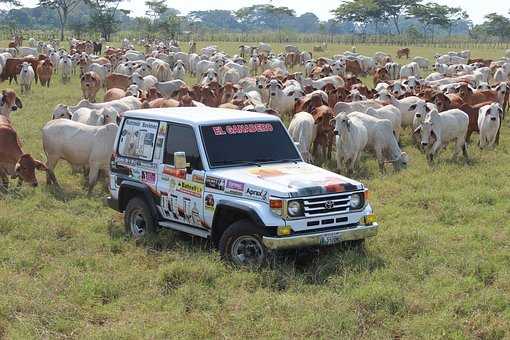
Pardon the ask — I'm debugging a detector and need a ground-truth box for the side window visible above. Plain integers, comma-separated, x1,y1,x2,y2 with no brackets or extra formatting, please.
164,124,203,172
118,118,159,161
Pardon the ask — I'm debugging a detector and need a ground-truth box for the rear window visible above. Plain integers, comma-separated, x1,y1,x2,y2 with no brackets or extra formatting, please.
118,118,159,161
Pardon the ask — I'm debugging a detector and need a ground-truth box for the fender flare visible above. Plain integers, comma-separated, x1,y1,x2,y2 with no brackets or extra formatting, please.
213,200,265,227
118,180,160,220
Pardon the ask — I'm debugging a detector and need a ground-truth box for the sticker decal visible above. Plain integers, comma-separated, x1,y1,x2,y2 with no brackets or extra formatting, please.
205,176,225,191
163,166,186,179
205,194,215,210
192,172,205,184
176,180,204,198
141,171,156,185
225,180,245,196
245,187,269,202
118,119,159,160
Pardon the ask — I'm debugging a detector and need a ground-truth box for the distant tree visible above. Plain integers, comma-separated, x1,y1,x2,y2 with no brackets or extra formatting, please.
189,10,240,31
265,5,295,41
145,0,167,24
476,13,510,42
332,0,381,38
376,0,421,34
409,2,450,40
39,0,82,41
84,0,127,41
160,14,183,39
444,6,468,38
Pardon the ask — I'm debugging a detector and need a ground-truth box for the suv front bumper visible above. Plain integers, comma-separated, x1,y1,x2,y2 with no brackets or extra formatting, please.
262,223,378,250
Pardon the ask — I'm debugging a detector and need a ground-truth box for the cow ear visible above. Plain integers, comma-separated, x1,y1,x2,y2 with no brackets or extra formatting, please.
409,104,416,111
15,97,22,109
413,125,421,135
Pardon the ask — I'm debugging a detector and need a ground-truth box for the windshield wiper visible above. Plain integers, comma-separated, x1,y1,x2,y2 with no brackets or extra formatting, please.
214,158,300,167
214,160,263,167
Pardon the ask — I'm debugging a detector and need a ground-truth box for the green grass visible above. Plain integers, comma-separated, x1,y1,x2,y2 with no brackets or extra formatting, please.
1,41,510,339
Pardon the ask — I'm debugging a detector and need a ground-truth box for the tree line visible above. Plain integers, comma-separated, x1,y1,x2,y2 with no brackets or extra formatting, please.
0,0,509,43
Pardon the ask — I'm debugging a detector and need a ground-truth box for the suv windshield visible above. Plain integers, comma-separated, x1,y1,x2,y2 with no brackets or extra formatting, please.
200,121,301,168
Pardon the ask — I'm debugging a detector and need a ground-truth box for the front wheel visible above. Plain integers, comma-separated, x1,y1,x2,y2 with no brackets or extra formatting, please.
219,220,268,267
124,197,156,238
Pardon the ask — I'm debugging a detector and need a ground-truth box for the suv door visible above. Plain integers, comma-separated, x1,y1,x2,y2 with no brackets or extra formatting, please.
156,123,207,229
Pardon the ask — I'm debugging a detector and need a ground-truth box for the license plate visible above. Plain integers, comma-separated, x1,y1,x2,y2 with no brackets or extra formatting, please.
319,232,342,246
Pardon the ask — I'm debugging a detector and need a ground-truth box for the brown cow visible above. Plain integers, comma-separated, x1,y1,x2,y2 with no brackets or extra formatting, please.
0,89,23,119
458,101,494,142
345,59,362,76
311,105,334,160
142,98,179,109
80,71,101,102
221,82,238,104
285,52,299,70
0,116,49,189
431,92,464,112
106,73,130,91
373,67,390,87
397,48,410,59
36,59,53,87
0,58,39,84
104,88,126,102
456,84,498,106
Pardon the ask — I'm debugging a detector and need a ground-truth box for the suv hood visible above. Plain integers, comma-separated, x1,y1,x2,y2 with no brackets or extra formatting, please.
206,162,363,200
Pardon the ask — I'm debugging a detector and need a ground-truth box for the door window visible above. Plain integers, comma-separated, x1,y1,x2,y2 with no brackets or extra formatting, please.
163,124,203,172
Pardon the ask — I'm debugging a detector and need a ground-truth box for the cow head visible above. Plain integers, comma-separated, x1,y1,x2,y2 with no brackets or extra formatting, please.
419,110,439,147
431,93,451,112
1,89,23,114
14,154,47,187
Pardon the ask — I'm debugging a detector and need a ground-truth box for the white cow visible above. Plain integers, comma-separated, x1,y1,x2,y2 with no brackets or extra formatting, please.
332,113,367,173
478,103,502,149
58,55,72,83
417,108,469,163
173,60,186,80
130,72,158,92
288,112,316,162
154,80,186,99
348,111,408,173
19,62,35,94
42,119,118,194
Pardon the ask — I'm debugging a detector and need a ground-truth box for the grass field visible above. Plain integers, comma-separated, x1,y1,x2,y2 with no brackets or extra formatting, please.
1,41,510,339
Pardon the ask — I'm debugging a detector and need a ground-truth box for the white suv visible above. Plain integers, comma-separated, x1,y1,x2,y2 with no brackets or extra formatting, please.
107,107,378,266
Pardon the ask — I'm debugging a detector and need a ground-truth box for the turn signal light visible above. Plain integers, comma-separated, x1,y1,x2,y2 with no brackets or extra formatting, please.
277,226,292,236
361,214,377,225
270,199,283,209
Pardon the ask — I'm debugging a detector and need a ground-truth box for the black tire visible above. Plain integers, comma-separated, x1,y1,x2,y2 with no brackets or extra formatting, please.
218,219,268,267
124,197,156,238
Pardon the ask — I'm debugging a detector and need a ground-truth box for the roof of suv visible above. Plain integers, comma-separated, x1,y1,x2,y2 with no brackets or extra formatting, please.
123,107,281,126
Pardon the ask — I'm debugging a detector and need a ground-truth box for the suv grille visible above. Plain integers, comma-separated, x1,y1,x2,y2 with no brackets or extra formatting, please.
302,192,354,217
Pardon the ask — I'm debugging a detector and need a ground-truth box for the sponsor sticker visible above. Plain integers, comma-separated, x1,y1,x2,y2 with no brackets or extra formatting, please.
245,187,269,202
205,176,225,191
141,171,156,185
192,172,205,184
176,180,204,198
205,194,215,210
225,180,245,195
163,166,186,179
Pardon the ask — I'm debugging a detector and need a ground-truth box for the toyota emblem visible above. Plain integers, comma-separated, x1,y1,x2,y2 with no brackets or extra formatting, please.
324,200,334,210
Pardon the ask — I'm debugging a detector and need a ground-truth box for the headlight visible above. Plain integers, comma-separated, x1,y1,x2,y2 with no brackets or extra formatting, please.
350,193,364,210
287,200,302,217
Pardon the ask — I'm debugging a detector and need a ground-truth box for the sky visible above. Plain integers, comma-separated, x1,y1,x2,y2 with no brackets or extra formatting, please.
10,0,508,25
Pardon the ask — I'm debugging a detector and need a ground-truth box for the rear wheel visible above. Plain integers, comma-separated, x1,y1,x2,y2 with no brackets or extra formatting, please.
219,219,268,267
124,197,156,238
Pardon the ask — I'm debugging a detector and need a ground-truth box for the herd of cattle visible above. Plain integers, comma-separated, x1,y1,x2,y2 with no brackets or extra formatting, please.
0,37,509,194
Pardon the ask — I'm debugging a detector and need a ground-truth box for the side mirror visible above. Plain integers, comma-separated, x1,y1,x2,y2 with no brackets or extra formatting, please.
174,151,188,170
